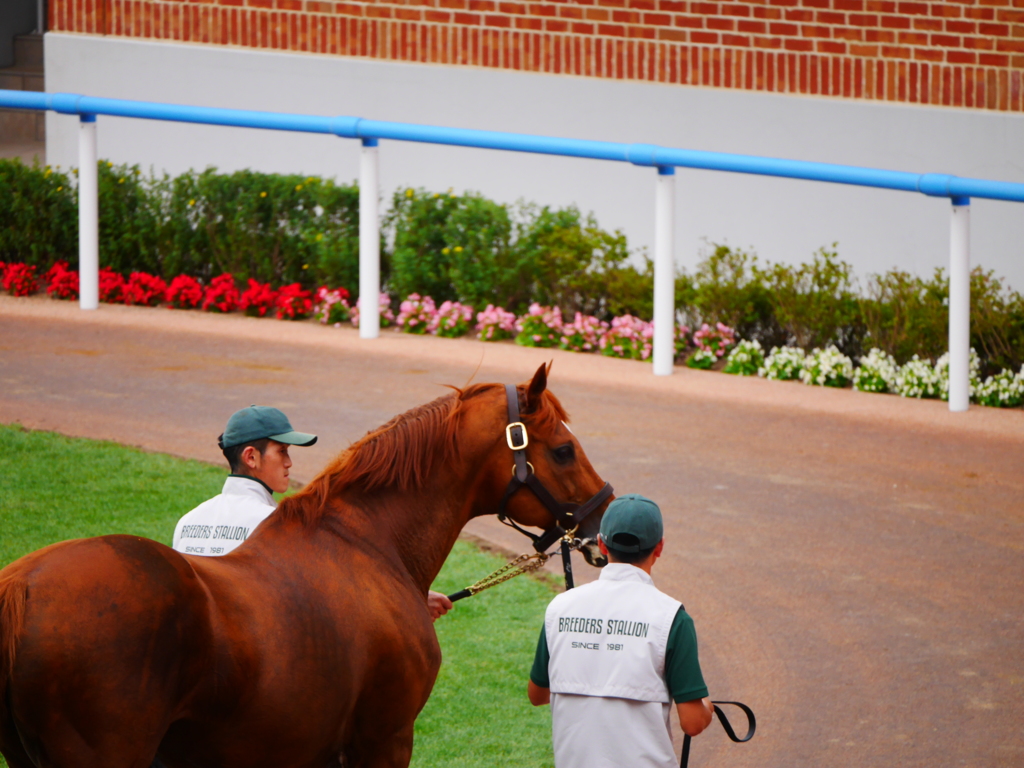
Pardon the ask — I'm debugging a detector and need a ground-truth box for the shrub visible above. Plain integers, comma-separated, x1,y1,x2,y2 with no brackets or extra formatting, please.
559,313,607,353
388,188,467,304
275,283,313,320
692,322,736,359
935,348,981,402
98,267,126,304
800,345,854,388
894,356,941,399
2,262,39,296
166,275,203,309
968,268,1024,376
686,349,717,370
600,315,653,361
0,160,77,269
350,293,395,329
861,269,947,365
203,274,240,313
45,262,79,300
166,170,361,288
974,368,1024,408
98,162,162,276
396,293,437,334
516,205,650,320
765,245,862,357
688,244,781,348
515,304,563,348
760,346,806,381
429,301,475,338
853,348,900,394
313,286,351,326
445,195,520,309
240,279,278,318
124,272,168,307
476,304,517,341
723,339,764,376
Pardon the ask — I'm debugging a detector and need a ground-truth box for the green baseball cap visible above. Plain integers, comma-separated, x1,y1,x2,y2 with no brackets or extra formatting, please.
600,494,664,553
220,405,317,448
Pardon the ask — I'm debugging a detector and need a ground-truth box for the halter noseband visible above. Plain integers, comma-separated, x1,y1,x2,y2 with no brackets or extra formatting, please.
496,384,614,554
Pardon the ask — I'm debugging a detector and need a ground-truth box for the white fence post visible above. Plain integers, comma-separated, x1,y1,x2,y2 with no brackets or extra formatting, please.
358,138,381,339
652,166,676,376
948,196,971,412
78,115,99,311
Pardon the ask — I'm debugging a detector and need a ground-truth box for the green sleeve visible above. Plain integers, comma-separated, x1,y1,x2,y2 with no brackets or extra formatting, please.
529,624,550,688
665,607,709,704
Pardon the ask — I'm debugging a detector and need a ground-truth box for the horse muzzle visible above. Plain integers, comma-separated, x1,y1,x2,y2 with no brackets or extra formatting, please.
579,537,607,567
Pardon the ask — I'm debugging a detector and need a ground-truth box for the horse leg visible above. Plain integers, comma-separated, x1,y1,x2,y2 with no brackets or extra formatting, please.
0,710,37,768
6,711,164,768
344,724,414,768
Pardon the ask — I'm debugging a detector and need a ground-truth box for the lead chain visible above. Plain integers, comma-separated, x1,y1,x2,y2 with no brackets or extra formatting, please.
462,551,551,596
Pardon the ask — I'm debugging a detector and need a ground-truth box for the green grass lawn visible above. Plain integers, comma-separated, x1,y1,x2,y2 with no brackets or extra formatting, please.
0,424,555,768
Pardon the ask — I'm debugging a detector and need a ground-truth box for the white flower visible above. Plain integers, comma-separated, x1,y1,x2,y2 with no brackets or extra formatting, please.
853,348,899,394
894,355,941,399
760,346,806,381
800,346,853,388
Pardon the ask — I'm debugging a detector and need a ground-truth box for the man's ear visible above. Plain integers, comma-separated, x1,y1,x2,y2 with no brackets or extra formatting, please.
524,362,551,413
240,445,260,470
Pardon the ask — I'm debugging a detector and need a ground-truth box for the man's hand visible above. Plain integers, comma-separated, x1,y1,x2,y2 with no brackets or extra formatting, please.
677,696,714,737
427,591,453,622
527,680,550,706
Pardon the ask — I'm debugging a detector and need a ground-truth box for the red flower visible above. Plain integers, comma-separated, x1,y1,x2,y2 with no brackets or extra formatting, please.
45,262,79,301
2,263,40,297
99,267,126,304
165,275,203,309
275,283,313,320
239,279,278,318
44,261,68,285
202,273,240,313
123,272,168,307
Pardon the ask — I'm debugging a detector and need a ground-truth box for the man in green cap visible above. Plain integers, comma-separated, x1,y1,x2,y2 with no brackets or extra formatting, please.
526,494,714,768
172,405,318,557
171,405,453,620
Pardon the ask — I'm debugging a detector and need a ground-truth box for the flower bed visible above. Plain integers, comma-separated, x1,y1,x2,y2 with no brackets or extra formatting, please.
3,259,1022,410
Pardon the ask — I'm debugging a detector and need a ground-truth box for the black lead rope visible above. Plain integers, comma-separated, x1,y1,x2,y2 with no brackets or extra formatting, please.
560,539,574,590
680,700,756,768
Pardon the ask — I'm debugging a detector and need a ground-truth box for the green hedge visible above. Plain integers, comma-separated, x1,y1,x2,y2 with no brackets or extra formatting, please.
2,158,1022,374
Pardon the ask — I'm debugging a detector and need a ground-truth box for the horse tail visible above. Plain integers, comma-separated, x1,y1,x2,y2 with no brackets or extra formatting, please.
0,576,27,700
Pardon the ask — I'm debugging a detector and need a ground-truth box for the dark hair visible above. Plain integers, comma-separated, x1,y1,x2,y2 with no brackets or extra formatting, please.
220,435,270,474
605,532,657,565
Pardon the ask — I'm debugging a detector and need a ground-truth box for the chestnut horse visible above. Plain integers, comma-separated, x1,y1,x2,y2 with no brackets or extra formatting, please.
0,365,612,768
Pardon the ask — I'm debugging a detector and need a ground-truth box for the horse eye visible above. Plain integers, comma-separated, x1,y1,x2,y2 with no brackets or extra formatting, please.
552,443,576,464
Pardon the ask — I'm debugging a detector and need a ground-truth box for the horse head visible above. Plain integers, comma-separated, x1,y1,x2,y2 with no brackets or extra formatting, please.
477,363,613,568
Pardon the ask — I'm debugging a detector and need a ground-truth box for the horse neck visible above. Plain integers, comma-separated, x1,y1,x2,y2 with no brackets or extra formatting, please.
332,461,486,593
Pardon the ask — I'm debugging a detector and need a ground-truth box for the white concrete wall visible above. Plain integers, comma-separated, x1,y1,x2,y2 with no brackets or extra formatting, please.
45,32,1024,290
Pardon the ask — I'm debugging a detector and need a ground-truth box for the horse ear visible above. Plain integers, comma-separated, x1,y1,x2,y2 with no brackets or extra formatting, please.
524,362,550,413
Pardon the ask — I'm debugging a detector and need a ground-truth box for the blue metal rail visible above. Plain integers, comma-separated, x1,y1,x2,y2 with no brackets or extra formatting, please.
3,89,1023,203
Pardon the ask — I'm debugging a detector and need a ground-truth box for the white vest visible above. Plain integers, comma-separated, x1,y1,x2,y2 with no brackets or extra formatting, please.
545,563,681,703
171,476,276,556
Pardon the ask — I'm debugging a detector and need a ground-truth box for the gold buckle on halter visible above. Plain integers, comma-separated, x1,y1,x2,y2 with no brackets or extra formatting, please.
506,422,529,451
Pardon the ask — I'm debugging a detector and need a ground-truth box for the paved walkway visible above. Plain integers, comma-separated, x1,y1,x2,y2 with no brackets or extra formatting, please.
2,295,1022,768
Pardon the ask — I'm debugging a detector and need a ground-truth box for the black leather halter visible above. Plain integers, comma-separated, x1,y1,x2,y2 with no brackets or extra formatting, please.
496,384,614,558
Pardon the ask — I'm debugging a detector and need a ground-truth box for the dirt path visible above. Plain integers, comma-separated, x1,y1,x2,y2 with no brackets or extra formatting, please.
2,295,1022,768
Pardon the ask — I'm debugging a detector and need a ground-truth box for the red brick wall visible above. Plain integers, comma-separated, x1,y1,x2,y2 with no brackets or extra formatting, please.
50,0,1024,111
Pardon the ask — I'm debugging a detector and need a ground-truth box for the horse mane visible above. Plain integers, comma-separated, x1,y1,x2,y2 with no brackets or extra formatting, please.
277,381,568,526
